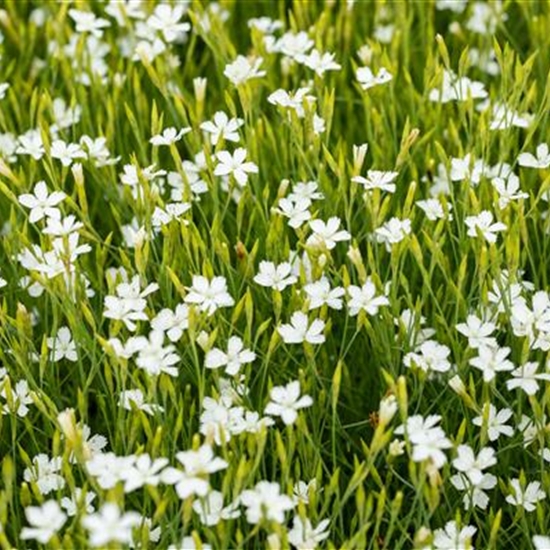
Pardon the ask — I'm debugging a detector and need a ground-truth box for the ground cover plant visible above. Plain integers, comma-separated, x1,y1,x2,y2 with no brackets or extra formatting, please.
1,0,550,548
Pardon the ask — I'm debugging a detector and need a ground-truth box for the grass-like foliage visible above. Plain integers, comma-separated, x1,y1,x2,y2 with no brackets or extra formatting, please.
1,1,550,548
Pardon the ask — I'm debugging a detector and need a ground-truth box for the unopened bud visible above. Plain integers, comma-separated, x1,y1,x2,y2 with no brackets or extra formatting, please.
196,330,209,351
379,395,398,426
57,408,78,444
71,162,83,185
277,179,290,199
352,143,369,174
388,439,405,456
193,77,207,105
448,374,466,396
357,45,372,65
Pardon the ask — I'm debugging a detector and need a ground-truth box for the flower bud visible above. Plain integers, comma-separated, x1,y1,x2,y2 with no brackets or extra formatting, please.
277,179,290,199
196,330,210,351
71,162,83,186
357,45,372,65
379,395,398,426
193,77,207,105
352,143,368,174
388,439,405,456
448,374,466,396
57,408,78,444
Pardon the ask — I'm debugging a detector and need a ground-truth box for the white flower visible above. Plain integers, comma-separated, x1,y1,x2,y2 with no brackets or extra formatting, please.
403,340,452,373
469,345,514,382
506,362,550,395
80,135,119,166
314,113,326,135
416,198,452,220
103,276,159,331
200,111,244,145
199,396,238,445
436,0,468,12
135,330,180,377
374,217,412,251
452,445,496,486
240,481,295,524
268,87,316,118
534,536,550,550
265,380,313,425
274,197,312,229
129,517,160,548
0,132,17,163
184,275,234,316
288,181,324,203
396,308,435,347
18,181,66,223
16,129,45,159
119,454,169,493
450,471,497,510
292,479,318,504
161,444,228,499
299,49,341,76
21,501,67,544
465,211,507,243
151,304,189,341
104,0,146,25
450,153,487,184
149,127,190,146
506,479,546,512
50,139,86,166
510,291,550,347
85,453,135,490
270,30,313,59
489,103,533,131
60,488,96,516
205,336,256,375
147,3,190,43
47,326,78,362
169,537,212,550
278,312,325,345
248,16,283,34
395,415,452,469
347,279,389,317
254,261,297,291
0,83,9,100
472,403,514,441
313,112,327,134
118,389,164,416
307,217,351,250
192,491,240,526
1,379,34,417
429,70,487,103
456,314,497,349
432,521,476,550
352,170,398,193
518,414,545,448
288,516,330,549
224,55,266,86
68,9,111,37
491,173,528,209
518,143,550,169
303,277,345,310
214,148,259,187
151,202,191,230
78,424,107,459
356,66,393,90
23,454,65,495
81,503,141,547
43,215,84,236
